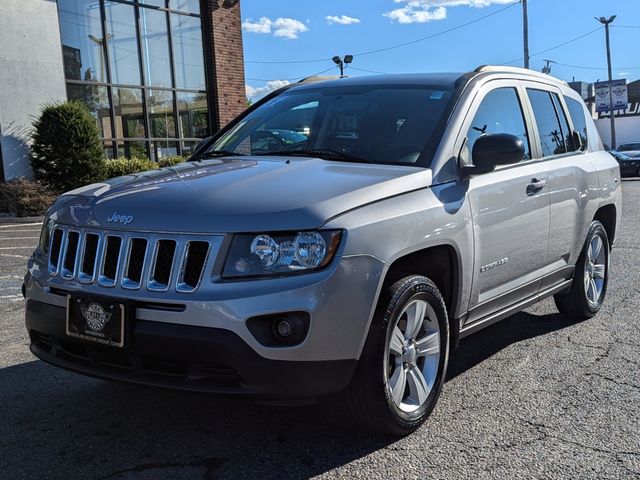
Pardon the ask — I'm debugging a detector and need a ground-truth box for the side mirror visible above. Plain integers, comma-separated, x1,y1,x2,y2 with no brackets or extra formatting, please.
470,133,525,174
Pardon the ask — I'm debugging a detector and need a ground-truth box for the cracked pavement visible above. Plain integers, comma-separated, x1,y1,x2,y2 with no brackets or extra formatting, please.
1,181,639,479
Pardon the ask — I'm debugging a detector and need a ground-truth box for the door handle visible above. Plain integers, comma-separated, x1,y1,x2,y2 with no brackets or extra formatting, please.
526,178,547,196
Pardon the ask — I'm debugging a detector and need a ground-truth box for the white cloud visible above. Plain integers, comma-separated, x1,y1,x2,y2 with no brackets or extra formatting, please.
242,17,272,34
246,80,291,100
326,15,362,25
385,0,513,24
242,17,308,39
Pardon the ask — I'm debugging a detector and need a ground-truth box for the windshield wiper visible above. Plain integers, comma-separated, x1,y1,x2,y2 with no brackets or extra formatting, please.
195,150,247,159
255,149,373,164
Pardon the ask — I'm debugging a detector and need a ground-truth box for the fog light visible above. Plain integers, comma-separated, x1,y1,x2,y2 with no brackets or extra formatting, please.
271,315,306,345
275,319,292,338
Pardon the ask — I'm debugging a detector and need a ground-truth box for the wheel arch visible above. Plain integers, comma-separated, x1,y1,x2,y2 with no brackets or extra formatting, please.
380,244,462,348
594,203,616,248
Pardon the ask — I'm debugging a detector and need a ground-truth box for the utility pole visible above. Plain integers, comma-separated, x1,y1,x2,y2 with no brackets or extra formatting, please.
542,59,554,75
596,16,617,149
522,0,529,69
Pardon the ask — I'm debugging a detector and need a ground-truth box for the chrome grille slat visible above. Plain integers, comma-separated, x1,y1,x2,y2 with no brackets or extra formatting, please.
61,231,80,279
47,225,215,294
122,238,148,290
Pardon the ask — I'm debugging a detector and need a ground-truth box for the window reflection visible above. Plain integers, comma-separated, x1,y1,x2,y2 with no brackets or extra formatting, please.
172,14,205,90
140,8,172,87
527,89,567,156
116,140,148,159
105,2,141,85
170,0,200,13
151,141,179,160
57,0,210,158
59,0,106,82
177,92,208,138
148,89,177,137
67,83,112,138
113,87,145,138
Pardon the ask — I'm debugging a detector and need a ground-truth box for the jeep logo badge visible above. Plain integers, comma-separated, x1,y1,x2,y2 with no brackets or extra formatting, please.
107,212,134,225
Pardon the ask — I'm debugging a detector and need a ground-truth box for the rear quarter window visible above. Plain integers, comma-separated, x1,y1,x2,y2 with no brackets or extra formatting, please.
564,96,588,151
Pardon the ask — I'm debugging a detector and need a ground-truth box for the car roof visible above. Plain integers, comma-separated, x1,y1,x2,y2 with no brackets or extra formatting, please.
289,72,466,92
285,65,567,94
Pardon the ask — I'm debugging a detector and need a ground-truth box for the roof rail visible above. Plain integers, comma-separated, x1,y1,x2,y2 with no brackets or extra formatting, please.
473,65,568,85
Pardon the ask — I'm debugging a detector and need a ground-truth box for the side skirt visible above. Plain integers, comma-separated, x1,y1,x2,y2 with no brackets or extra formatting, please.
459,279,572,339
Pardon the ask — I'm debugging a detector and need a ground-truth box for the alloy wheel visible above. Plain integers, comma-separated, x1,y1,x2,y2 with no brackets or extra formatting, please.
584,234,607,308
384,299,441,413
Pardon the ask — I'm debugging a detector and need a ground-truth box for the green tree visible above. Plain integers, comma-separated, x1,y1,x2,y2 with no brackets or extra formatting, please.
31,101,106,192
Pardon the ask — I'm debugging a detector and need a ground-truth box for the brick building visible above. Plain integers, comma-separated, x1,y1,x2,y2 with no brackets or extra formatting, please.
0,0,246,182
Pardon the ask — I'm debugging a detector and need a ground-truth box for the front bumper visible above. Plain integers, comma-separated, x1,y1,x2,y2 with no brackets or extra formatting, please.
619,163,640,177
26,299,356,398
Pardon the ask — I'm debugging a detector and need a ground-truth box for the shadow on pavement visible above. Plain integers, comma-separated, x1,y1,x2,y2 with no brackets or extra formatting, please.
3,311,575,479
448,310,576,381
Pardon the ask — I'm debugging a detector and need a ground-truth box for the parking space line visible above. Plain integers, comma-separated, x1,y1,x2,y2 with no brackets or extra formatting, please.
0,223,42,229
0,253,29,259
0,236,40,240
0,246,35,250
0,294,23,300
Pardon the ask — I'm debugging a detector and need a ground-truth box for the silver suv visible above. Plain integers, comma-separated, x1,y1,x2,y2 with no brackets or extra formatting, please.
25,66,621,436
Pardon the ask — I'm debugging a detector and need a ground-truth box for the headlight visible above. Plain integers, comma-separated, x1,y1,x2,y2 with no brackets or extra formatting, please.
223,230,342,278
39,217,54,255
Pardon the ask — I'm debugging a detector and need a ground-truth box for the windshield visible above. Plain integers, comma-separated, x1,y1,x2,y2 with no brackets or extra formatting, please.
618,143,640,151
207,84,455,166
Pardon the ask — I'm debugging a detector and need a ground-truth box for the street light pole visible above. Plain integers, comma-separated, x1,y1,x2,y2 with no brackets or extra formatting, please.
522,0,529,69
596,15,617,149
332,55,353,78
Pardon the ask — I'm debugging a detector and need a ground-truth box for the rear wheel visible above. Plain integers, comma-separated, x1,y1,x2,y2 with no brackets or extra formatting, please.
344,275,449,436
554,220,609,320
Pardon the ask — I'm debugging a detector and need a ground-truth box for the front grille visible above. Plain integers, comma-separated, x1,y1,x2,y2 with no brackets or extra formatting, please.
47,226,216,294
151,240,177,290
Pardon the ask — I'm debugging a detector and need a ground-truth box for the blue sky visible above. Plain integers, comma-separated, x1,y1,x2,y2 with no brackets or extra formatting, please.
241,0,640,100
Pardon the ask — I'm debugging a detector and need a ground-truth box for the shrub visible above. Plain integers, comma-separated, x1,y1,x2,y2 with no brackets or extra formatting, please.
31,101,106,192
0,180,57,217
104,157,158,178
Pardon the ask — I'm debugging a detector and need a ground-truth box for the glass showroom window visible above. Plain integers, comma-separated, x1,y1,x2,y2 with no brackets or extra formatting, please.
58,0,210,160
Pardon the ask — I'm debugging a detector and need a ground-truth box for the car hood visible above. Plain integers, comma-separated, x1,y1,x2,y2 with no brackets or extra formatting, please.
621,150,640,159
50,157,432,233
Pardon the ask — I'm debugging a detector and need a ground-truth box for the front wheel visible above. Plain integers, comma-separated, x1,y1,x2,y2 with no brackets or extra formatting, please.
343,275,449,436
554,220,610,320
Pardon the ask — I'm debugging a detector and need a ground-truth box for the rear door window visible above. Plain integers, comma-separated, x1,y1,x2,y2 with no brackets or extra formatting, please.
564,96,588,151
527,88,576,156
466,87,531,161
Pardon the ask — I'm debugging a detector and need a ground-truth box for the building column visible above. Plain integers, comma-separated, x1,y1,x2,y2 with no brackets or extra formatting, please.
202,0,247,133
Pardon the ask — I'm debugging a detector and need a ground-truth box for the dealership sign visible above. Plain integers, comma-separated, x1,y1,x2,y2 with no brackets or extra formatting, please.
595,79,628,113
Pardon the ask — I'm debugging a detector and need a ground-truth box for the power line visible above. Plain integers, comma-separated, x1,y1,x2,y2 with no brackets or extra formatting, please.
245,1,519,65
246,66,336,84
552,61,640,71
348,66,388,74
353,1,519,57
501,27,602,65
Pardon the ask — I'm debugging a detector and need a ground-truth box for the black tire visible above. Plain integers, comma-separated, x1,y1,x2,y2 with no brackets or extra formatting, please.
554,220,610,320
343,275,449,436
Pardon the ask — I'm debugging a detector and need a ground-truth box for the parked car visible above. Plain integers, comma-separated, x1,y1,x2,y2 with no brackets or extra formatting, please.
609,150,640,177
25,66,621,436
616,142,640,158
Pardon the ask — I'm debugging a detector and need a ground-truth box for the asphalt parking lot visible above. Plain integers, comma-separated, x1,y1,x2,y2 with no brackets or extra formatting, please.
1,181,639,480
